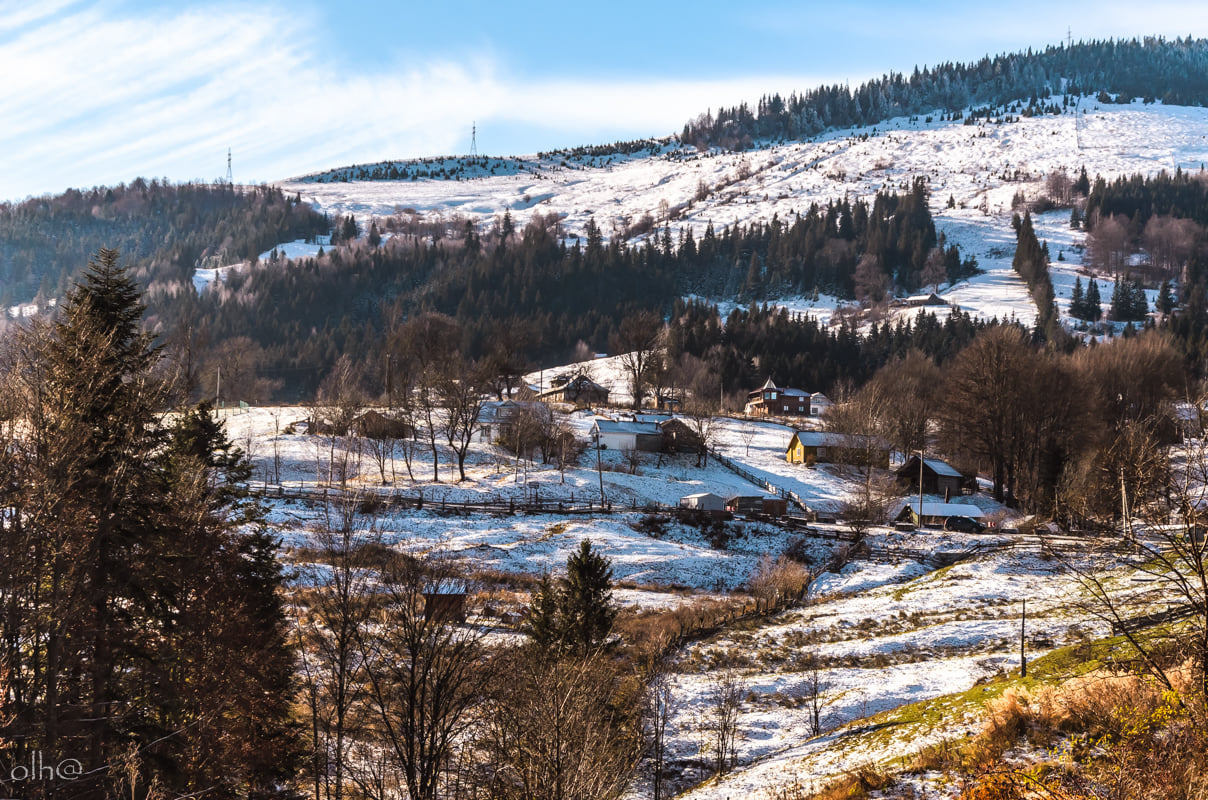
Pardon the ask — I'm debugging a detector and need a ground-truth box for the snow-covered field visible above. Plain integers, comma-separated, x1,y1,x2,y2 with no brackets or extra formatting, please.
229,397,1107,797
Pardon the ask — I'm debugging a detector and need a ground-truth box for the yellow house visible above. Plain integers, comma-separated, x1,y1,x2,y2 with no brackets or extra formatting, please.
786,431,890,468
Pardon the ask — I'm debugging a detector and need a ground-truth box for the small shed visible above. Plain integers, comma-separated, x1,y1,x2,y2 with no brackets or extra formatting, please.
899,501,986,528
896,456,976,497
680,492,725,512
423,589,467,624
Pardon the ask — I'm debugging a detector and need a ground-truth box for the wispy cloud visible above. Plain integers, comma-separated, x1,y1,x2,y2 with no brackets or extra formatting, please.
0,3,825,200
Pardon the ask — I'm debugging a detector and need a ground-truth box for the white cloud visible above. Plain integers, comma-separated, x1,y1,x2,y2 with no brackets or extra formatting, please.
0,4,828,200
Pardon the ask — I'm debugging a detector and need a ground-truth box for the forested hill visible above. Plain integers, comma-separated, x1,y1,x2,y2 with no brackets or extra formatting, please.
0,181,326,307
681,37,1208,150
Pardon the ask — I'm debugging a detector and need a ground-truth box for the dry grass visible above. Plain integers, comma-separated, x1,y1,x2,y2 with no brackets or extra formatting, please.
913,663,1208,800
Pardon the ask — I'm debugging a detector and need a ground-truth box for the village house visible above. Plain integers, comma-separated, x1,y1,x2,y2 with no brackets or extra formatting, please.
744,378,813,417
591,419,663,452
897,500,986,531
786,430,891,468
475,400,551,444
658,417,704,454
726,495,789,517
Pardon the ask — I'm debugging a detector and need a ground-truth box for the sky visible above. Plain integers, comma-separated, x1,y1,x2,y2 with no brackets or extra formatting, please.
3,0,1208,201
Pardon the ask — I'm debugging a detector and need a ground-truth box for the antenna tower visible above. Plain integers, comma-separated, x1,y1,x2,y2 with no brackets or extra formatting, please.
1067,27,1073,49
226,148,233,185
470,122,477,157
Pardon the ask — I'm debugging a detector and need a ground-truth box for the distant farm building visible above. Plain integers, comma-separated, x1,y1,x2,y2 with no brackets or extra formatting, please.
538,373,610,407
659,418,704,454
896,456,977,497
679,492,725,512
422,584,468,624
352,410,413,440
786,431,890,468
809,392,832,416
898,501,986,529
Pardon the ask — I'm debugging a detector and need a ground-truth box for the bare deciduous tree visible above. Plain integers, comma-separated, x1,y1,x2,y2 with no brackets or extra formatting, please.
356,555,491,800
298,496,379,800
479,651,644,800
706,669,744,777
612,311,665,410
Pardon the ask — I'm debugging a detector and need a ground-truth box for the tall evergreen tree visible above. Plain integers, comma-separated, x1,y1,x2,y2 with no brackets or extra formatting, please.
1087,279,1103,322
0,249,298,799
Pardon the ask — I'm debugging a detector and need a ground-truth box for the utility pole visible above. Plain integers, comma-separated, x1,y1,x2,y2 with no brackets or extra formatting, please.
596,427,606,504
1020,598,1027,678
216,366,221,410
918,449,925,527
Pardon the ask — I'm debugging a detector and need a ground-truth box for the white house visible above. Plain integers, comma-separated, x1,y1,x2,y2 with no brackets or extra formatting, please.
591,420,663,452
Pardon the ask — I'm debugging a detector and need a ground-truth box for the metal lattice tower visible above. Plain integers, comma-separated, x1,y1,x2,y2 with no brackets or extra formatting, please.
470,122,477,157
226,148,233,185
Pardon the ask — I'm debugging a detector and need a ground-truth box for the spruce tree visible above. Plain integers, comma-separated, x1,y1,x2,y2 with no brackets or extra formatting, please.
561,539,617,656
3,250,298,798
523,540,617,657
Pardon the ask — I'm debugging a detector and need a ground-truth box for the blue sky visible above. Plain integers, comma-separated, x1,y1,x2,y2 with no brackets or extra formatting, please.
3,0,1208,200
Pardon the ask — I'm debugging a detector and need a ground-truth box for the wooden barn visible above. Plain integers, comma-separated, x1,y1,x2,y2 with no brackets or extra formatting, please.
896,456,977,498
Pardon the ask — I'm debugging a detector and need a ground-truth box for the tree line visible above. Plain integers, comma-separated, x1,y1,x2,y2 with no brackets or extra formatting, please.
680,37,1208,150
0,180,326,309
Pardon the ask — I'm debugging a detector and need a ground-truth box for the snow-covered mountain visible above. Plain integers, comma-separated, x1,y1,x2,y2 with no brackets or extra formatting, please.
279,98,1208,329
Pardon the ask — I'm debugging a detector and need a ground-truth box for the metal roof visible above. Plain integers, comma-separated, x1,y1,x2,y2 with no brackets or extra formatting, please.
907,501,985,518
593,420,662,435
792,430,890,449
923,458,964,478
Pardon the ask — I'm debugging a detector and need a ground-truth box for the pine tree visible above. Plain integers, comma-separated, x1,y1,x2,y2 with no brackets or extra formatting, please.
1087,279,1102,321
1070,276,1085,319
1157,279,1176,315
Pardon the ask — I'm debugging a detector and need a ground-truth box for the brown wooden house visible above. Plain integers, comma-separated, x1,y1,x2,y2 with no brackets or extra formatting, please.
744,378,812,417
659,418,704,454
537,373,610,407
